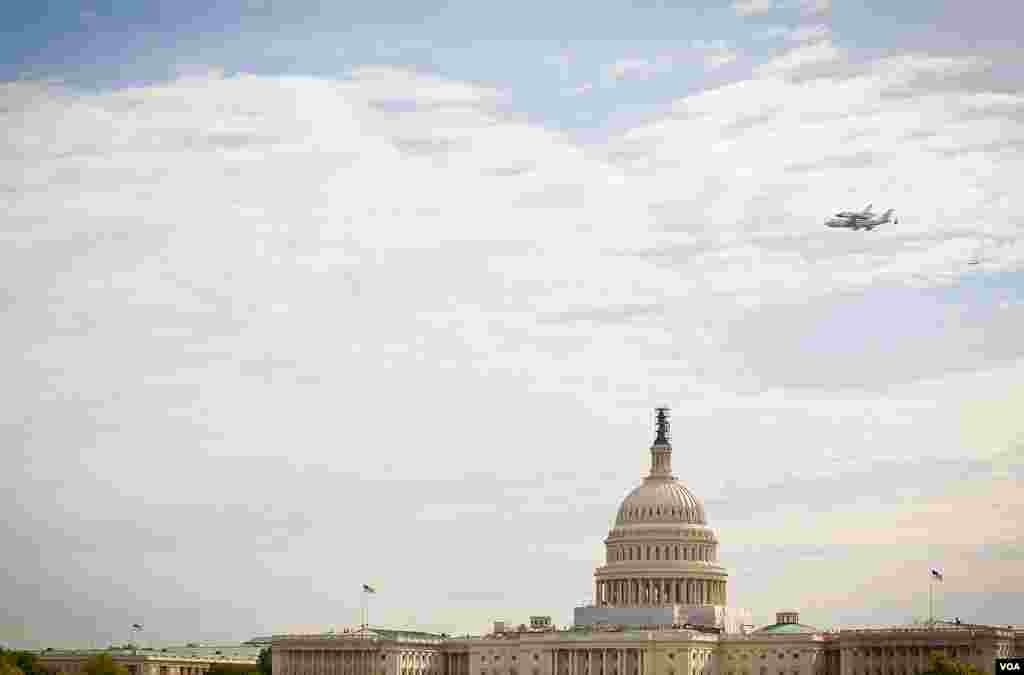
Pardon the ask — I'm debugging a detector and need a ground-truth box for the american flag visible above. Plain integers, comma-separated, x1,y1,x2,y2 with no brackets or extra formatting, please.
362,584,376,594
930,569,943,582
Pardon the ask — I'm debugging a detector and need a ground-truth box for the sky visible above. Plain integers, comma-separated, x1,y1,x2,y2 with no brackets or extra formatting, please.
2,0,1024,650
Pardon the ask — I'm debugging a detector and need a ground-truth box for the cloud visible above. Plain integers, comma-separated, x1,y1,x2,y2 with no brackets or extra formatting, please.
754,39,844,76
732,0,775,17
797,0,831,15
733,0,830,17
3,46,1024,645
603,56,675,83
564,82,593,96
785,24,831,43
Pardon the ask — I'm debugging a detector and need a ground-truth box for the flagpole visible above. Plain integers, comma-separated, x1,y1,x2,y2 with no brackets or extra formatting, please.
928,579,933,625
361,589,367,631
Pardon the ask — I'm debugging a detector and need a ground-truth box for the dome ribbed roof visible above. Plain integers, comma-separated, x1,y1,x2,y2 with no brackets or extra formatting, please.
754,622,820,634
614,478,706,525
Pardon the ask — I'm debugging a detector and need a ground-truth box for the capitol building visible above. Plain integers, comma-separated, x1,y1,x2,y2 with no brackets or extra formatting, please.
272,409,1020,675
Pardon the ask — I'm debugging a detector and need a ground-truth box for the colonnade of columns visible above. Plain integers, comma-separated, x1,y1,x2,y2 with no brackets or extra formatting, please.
276,650,381,675
552,648,644,675
595,578,726,606
443,653,470,675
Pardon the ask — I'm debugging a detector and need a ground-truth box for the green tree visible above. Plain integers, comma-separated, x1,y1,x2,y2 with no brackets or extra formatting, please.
257,648,271,675
208,664,258,675
921,654,986,675
81,654,129,675
0,652,25,675
12,652,41,675
0,649,43,675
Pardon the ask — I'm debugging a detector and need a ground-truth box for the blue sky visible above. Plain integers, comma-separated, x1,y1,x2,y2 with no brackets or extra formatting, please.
6,0,1011,127
2,0,1024,651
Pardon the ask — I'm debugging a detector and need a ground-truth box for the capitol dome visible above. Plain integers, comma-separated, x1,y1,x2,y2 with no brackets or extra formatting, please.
613,408,707,526
591,408,730,610
614,480,706,525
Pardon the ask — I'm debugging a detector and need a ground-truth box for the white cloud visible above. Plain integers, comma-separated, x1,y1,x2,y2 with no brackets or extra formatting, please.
4,47,1024,642
732,0,775,17
785,24,831,43
733,0,830,17
691,40,743,70
564,82,594,96
603,55,675,83
755,39,844,75
797,0,831,15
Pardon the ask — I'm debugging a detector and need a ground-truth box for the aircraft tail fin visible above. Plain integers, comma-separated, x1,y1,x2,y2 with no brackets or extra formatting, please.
882,208,895,220
864,203,873,213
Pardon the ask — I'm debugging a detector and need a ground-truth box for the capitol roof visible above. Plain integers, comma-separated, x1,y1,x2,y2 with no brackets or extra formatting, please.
615,481,706,525
613,408,707,527
753,623,821,635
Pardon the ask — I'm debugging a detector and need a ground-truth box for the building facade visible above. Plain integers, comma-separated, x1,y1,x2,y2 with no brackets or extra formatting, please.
271,409,1019,675
38,647,259,675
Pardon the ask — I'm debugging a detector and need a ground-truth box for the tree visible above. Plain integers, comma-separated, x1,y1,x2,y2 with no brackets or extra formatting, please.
0,650,23,675
81,655,129,675
921,654,986,675
208,664,258,675
1,649,42,675
257,648,271,675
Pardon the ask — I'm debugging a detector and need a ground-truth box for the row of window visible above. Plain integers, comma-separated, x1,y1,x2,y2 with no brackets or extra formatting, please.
622,506,701,520
846,647,979,658
611,545,713,563
728,654,803,661
480,655,539,663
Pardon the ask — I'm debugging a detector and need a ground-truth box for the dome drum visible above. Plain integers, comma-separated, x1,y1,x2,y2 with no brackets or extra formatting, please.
590,408,729,611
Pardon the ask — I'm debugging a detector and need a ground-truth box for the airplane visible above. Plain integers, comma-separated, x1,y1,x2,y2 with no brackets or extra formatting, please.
834,203,874,220
825,208,897,231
